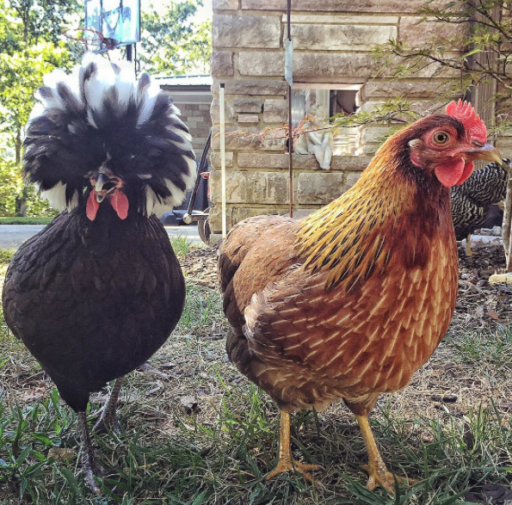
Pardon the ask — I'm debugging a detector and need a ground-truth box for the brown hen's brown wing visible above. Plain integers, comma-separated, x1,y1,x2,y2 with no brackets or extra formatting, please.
218,215,296,328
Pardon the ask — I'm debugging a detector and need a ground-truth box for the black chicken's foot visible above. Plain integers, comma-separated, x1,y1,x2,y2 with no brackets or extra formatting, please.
78,411,101,495
93,377,123,435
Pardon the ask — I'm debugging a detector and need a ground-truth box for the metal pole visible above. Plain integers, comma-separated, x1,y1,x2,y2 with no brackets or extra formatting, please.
287,0,293,218
220,83,227,239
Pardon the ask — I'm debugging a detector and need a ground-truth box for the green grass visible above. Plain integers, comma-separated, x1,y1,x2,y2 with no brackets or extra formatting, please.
0,217,54,225
1,250,512,504
169,235,194,257
0,248,15,263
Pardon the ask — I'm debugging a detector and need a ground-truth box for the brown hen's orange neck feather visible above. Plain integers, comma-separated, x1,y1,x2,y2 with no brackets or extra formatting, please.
297,140,454,291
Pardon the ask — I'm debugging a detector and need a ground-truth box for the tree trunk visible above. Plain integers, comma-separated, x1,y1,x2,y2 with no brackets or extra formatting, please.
14,128,28,217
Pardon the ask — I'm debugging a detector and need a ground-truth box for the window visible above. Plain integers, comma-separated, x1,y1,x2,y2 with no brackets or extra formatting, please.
291,84,362,156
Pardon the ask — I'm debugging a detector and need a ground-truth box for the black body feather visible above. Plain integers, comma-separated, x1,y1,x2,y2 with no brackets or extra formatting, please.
2,205,185,411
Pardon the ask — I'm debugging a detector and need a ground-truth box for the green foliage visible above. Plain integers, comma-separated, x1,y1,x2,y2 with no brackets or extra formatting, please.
139,1,211,75
373,0,512,132
0,0,77,217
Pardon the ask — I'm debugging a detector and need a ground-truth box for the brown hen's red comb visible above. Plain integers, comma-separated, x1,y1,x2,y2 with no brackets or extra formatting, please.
445,99,487,143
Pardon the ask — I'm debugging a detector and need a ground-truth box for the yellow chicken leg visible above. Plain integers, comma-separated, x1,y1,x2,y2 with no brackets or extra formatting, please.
466,233,476,256
265,412,321,481
356,415,406,494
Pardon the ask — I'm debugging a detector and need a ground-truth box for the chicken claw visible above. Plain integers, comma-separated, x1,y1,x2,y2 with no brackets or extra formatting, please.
361,464,396,494
266,412,322,481
266,459,321,481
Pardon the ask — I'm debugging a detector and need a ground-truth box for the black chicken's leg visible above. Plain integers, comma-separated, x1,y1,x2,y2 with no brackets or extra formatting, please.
77,412,101,495
93,377,123,434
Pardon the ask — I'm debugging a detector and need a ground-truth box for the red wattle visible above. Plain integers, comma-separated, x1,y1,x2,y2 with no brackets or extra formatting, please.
455,161,474,185
86,191,100,221
434,159,465,188
111,189,129,220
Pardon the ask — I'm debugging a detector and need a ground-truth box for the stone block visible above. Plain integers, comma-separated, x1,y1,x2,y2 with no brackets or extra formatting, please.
238,114,260,123
400,17,466,49
355,143,381,155
233,98,263,113
239,52,456,79
344,171,361,190
208,205,284,233
211,51,234,78
213,14,281,49
213,0,239,8
210,98,235,124
241,0,447,13
297,172,345,204
361,79,457,100
282,14,399,25
212,78,287,97
288,24,397,51
359,125,393,144
211,126,286,151
236,153,371,171
210,170,290,204
210,151,234,168
263,98,287,123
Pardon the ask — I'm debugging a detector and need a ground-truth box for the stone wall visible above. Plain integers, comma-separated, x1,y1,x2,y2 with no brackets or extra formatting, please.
177,103,211,157
209,0,462,235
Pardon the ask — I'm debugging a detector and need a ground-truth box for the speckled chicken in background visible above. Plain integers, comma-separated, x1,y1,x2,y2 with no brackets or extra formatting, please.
451,159,510,255
2,55,196,493
218,101,503,494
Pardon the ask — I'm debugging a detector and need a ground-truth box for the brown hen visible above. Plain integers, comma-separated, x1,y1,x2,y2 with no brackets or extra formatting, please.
218,101,503,493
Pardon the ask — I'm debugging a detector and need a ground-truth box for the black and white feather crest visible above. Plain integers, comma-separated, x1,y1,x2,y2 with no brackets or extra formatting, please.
24,53,196,215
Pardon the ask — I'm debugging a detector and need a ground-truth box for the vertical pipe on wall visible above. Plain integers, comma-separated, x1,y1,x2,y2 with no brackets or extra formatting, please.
219,83,227,239
286,0,294,218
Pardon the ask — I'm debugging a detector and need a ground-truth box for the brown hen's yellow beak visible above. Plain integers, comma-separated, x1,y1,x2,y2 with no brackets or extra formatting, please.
464,143,505,167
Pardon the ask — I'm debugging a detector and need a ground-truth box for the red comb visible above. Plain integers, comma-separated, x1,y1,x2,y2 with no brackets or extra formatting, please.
445,99,487,143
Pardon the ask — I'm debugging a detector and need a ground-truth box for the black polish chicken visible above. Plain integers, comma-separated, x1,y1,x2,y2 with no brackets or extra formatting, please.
2,55,196,493
452,159,510,255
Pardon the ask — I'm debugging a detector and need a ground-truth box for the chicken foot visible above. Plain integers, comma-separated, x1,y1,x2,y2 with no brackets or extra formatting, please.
356,415,405,494
265,412,322,481
78,411,101,495
93,377,123,434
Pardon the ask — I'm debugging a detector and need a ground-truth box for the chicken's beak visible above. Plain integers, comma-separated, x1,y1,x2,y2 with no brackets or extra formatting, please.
463,143,505,167
95,173,116,203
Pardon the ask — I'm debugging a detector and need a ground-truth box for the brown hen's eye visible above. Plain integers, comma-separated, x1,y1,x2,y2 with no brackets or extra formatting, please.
433,131,449,144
